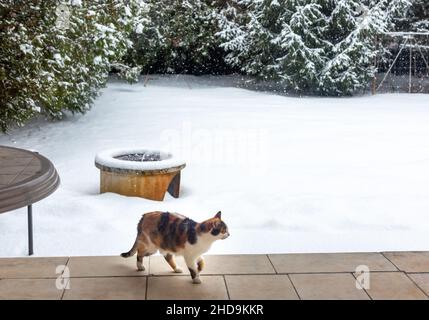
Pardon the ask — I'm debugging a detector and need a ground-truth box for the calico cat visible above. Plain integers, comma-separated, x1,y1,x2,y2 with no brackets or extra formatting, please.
121,211,229,284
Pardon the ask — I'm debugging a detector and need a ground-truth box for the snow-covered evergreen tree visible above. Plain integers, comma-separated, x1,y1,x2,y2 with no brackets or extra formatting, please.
217,0,411,95
0,0,142,132
395,0,429,32
412,0,429,32
393,0,429,53
322,1,381,95
217,0,280,79
273,1,330,93
217,0,336,93
321,0,412,95
124,0,226,74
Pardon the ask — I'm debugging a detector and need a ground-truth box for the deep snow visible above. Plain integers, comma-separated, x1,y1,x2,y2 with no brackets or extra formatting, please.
1,75,429,257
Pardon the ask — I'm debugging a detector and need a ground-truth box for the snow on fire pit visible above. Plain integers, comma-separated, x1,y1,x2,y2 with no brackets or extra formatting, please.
95,148,186,201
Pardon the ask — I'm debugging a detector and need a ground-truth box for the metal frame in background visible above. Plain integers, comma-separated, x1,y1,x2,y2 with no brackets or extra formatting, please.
375,32,429,93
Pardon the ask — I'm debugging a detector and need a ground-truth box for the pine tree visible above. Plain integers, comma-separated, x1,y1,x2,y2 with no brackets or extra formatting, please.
394,0,429,53
124,0,227,74
218,0,332,93
321,0,411,95
217,0,282,79
0,0,142,132
217,0,411,95
273,1,330,93
216,0,254,72
320,0,380,95
412,0,429,32
395,0,429,32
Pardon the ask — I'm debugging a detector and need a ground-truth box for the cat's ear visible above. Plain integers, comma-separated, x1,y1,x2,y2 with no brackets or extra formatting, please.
214,211,222,219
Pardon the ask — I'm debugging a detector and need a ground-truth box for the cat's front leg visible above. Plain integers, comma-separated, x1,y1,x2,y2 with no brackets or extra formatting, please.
197,256,205,272
185,256,201,284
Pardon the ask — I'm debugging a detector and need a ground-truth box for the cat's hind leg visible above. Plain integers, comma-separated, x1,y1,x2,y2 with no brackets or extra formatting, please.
136,255,145,271
185,256,201,284
136,246,149,272
164,253,183,273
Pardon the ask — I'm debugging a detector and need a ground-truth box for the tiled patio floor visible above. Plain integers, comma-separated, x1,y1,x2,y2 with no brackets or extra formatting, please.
0,252,428,300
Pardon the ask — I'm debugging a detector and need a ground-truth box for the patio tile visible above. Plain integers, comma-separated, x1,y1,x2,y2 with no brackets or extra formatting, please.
0,279,63,300
383,252,429,272
200,255,275,275
407,273,429,296
62,277,146,300
289,273,370,300
0,257,68,279
225,275,299,300
269,253,396,273
356,272,427,300
67,256,148,278
149,254,275,275
147,276,228,300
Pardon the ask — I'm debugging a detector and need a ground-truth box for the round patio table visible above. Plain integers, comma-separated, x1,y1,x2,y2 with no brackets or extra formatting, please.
0,146,60,255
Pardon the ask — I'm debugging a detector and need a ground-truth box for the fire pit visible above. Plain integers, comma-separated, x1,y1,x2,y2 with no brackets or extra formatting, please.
95,149,185,201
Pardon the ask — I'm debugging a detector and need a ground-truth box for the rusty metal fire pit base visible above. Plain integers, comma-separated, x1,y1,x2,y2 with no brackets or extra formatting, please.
95,149,185,201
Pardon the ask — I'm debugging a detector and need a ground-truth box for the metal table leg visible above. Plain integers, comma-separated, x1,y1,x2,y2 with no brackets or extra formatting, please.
28,205,33,256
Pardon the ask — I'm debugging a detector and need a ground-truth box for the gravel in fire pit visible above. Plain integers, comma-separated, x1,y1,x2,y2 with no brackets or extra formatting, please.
114,152,161,162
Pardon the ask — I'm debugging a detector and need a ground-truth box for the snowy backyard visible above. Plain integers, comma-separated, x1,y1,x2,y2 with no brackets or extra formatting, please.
0,76,428,257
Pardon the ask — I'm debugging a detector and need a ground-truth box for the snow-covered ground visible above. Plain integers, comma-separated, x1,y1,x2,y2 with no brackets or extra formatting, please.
1,75,429,257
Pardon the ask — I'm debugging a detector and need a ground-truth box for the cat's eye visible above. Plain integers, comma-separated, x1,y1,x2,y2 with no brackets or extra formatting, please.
211,227,221,236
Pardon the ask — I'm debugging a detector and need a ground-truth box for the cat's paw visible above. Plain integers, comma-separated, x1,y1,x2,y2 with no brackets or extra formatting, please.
174,267,183,273
137,266,145,272
192,277,202,284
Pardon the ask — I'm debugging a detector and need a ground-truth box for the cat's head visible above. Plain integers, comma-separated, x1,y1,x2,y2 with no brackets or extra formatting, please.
201,211,230,240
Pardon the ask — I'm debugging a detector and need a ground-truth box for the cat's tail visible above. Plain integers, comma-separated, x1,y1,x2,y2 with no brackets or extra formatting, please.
120,238,138,258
